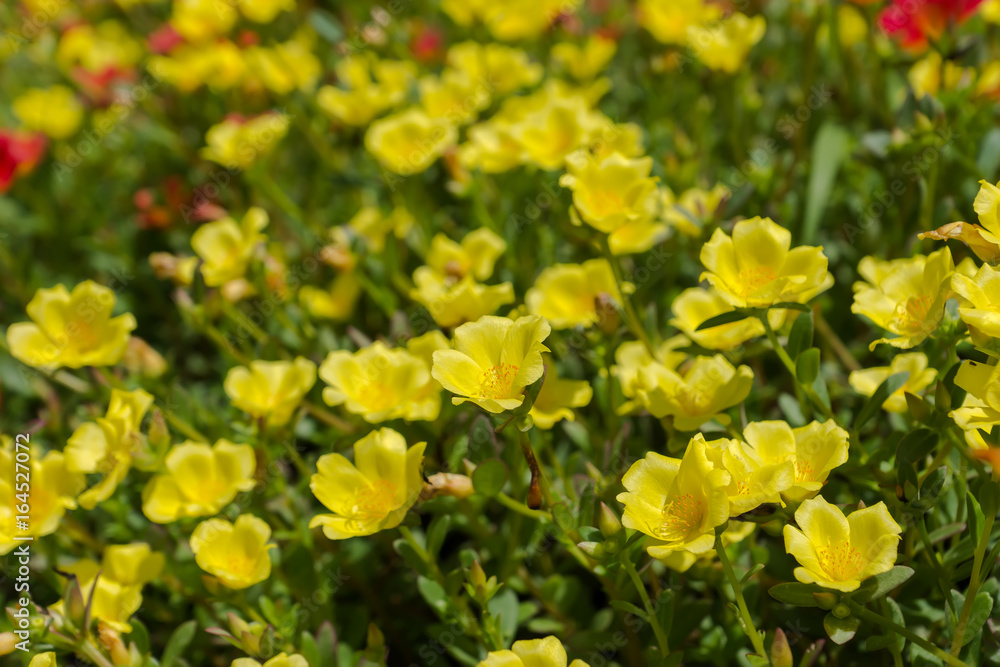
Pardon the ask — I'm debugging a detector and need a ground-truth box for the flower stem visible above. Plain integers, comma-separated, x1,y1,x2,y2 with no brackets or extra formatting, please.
715,533,767,657
758,312,834,420
518,429,549,509
495,492,552,521
601,237,657,359
950,510,996,655
621,549,671,657
846,601,968,667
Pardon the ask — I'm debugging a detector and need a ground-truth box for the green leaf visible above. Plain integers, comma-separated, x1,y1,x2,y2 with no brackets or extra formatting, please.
300,631,320,667
741,563,765,584
426,515,451,558
746,655,771,667
472,458,508,497
803,123,852,243
824,613,859,645
968,491,985,545
851,566,914,603
610,599,650,620
977,127,1000,180
308,9,344,44
855,372,910,433
393,538,429,575
161,620,198,667
896,428,937,464
786,312,814,360
417,576,450,616
696,309,752,331
866,634,896,651
768,582,824,607
979,480,1000,518
796,348,821,385
962,593,994,646
769,302,811,312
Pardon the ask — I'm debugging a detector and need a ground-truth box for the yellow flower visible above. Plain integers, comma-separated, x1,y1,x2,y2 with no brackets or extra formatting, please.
908,51,972,98
617,434,731,558
7,280,137,370
420,70,490,125
142,440,256,523
200,113,290,169
561,152,658,234
631,355,755,431
702,431,796,516
170,0,237,42
851,247,954,350
447,42,543,95
224,358,317,426
240,0,295,23
56,20,143,74
13,86,83,140
670,287,771,350
309,428,426,539
848,353,938,413
425,228,507,281
148,41,247,93
28,653,56,667
516,94,603,170
0,441,84,555
687,13,767,74
319,342,441,422
191,515,275,589
432,315,551,413
477,636,591,667
57,543,164,632
365,108,457,175
738,420,849,502
317,55,416,126
347,205,415,251
951,360,1000,450
66,388,155,509
700,216,833,308
299,273,361,321
661,184,730,237
232,655,309,667
611,338,688,410
242,34,321,95
952,261,1000,342
444,0,570,40
551,35,617,81
525,259,632,329
638,0,721,44
784,496,901,592
529,360,593,429
191,208,268,287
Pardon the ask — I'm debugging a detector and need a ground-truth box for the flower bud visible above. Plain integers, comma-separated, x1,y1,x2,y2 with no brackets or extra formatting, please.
598,502,622,538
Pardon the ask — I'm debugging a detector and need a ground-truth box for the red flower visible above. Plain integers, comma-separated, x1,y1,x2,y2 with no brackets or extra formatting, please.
0,130,46,194
879,0,985,48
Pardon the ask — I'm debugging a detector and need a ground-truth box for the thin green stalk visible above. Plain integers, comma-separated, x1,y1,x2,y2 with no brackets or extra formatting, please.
846,601,968,667
716,533,767,657
621,550,671,657
495,492,552,521
950,511,996,655
758,313,834,420
600,237,657,359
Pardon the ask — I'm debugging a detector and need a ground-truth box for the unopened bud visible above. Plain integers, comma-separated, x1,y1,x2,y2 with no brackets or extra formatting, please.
770,628,793,667
598,502,622,538
423,473,475,500
0,632,16,656
469,560,487,589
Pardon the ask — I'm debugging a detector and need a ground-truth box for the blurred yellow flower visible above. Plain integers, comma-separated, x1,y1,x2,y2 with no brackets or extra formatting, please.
28,653,56,667
700,216,833,308
240,0,295,23
517,94,603,170
630,354,755,431
687,13,766,74
617,434,731,558
319,342,441,422
851,247,954,349
639,0,721,44
13,86,83,140
200,113,290,169
611,338,688,407
191,515,275,589
433,315,551,413
952,261,1000,342
670,287,772,350
848,353,937,413
551,35,617,81
447,42,543,95
170,0,237,42
529,360,593,429
425,227,507,281
56,20,143,74
232,655,309,667
0,441,83,555
299,273,361,321
66,388,155,509
347,205,415,251
149,41,247,93
477,636,591,667
784,496,901,592
7,280,136,370
191,207,268,287
951,360,1000,450
317,55,416,126
661,184,730,237
57,543,164,632
310,428,426,539
243,34,321,95
365,108,457,175
443,0,571,41
909,51,972,98
420,70,490,125
143,440,256,523
525,259,632,329
224,357,317,426
560,151,664,254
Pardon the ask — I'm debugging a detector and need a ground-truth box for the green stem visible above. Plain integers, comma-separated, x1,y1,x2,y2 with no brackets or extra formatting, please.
600,237,657,359
758,313,834,420
716,533,767,657
495,492,552,521
621,550,671,657
846,601,968,667
950,510,996,655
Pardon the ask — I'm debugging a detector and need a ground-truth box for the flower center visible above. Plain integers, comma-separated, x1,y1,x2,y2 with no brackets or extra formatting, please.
817,541,864,581
737,265,778,297
225,552,256,577
479,363,519,400
795,460,815,482
896,294,934,333
354,479,398,520
655,493,703,542
356,381,396,413
587,189,624,217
